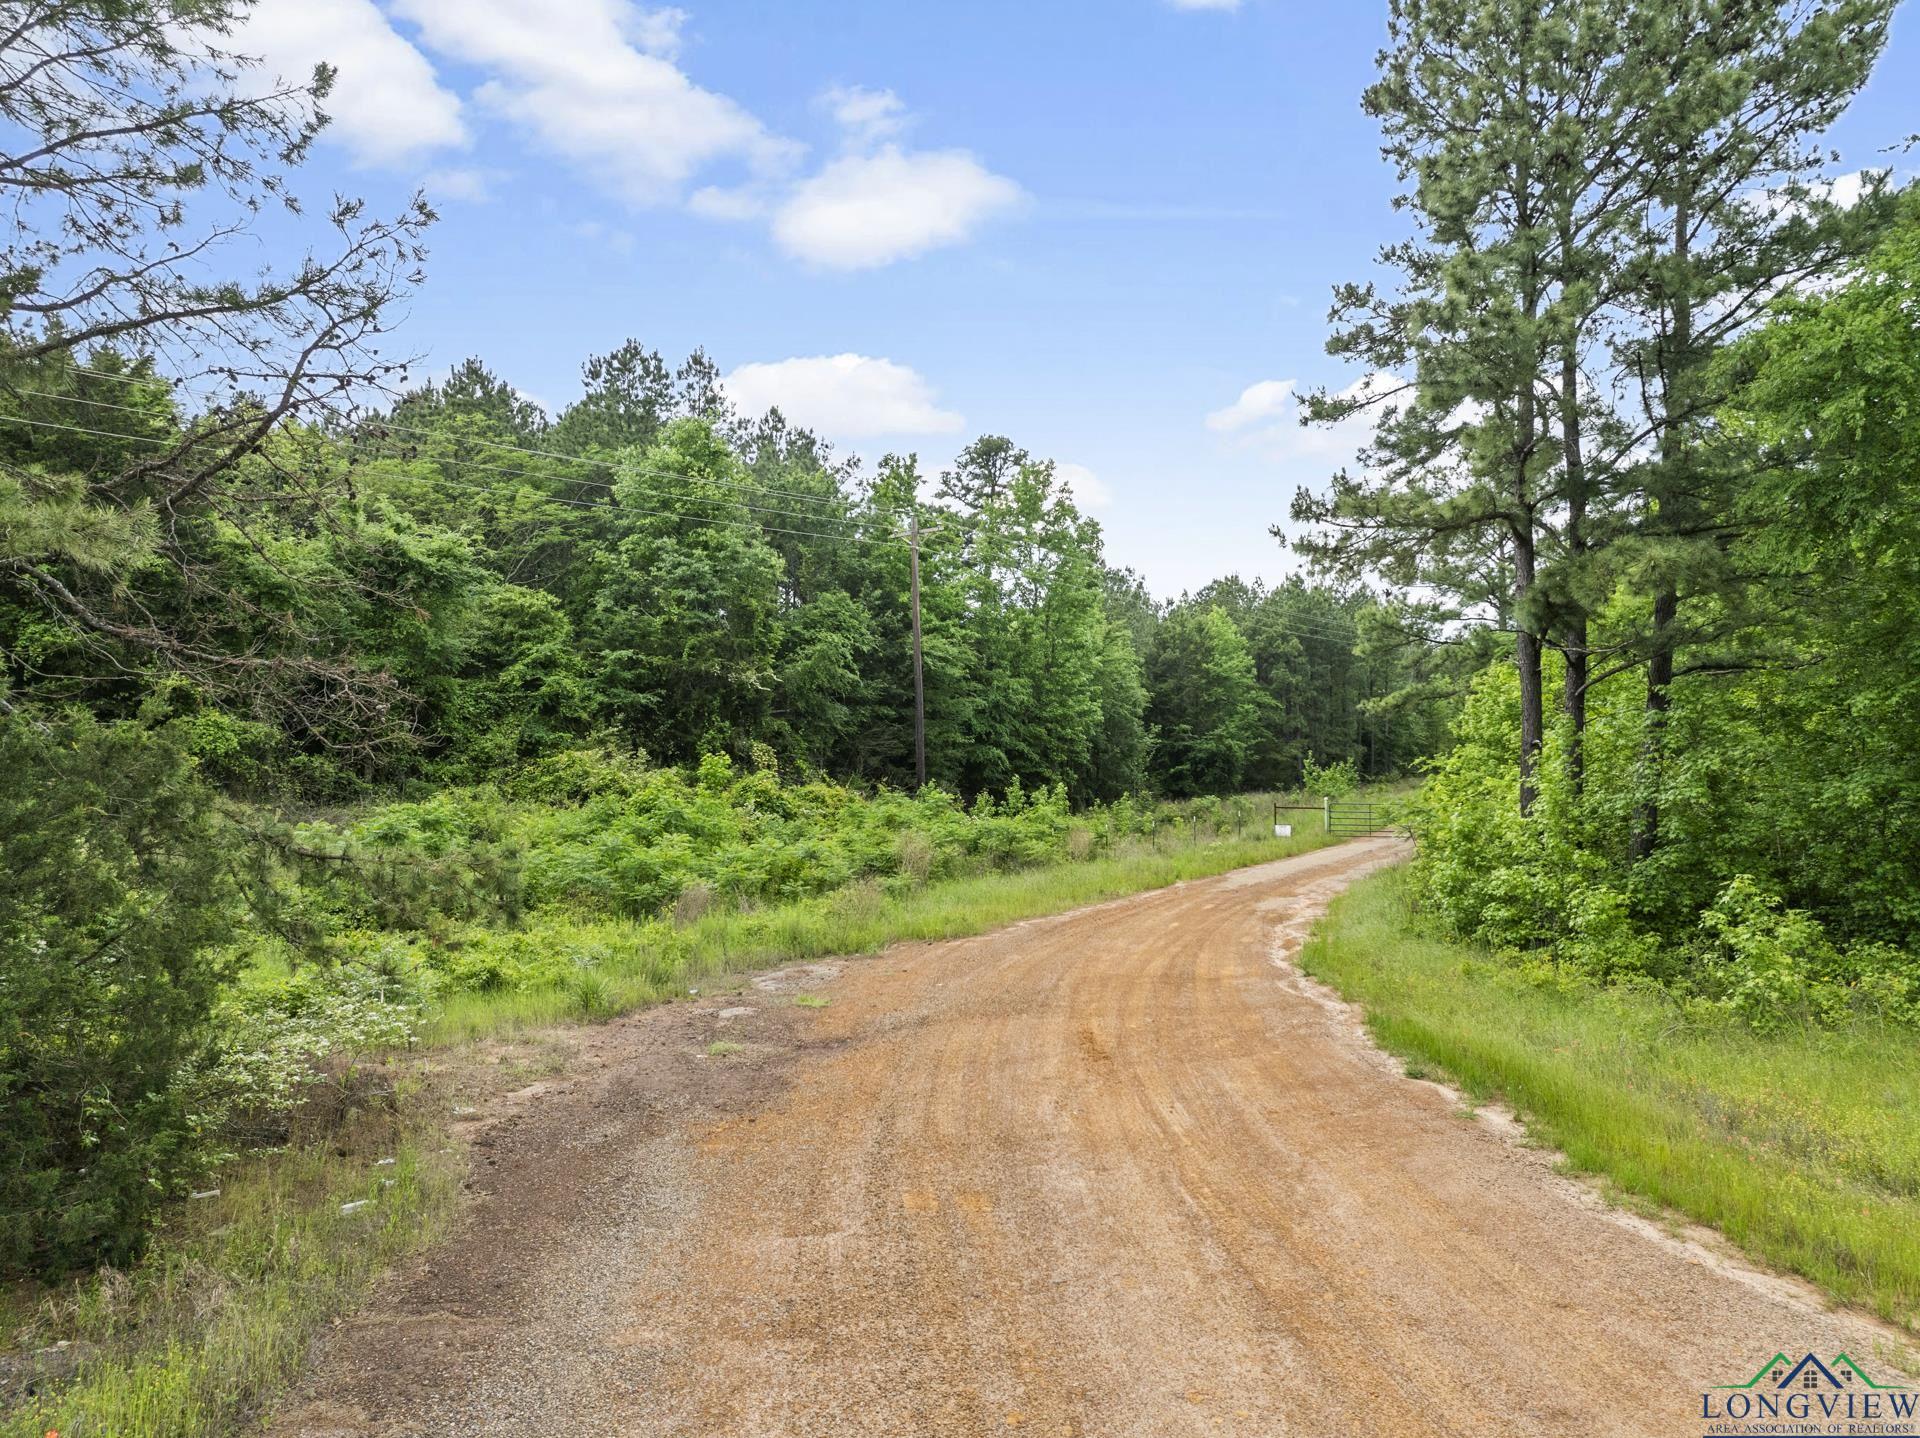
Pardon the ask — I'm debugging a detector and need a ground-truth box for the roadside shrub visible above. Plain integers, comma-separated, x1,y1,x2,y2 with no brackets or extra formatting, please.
895,829,935,885
673,880,715,926
424,927,578,992
1558,884,1660,981
569,970,617,1019
192,959,424,1150
0,716,238,1276
827,877,886,926
502,744,652,803
1302,756,1359,798
248,766,1323,1011
1845,943,1920,1023
1696,877,1830,1033
1695,877,1920,1032
1188,795,1223,837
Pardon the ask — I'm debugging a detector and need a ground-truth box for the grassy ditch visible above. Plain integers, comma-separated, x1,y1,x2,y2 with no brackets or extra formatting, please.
1299,865,1920,1330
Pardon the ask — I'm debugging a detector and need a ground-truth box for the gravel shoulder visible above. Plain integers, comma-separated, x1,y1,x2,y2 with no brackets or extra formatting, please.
271,837,1917,1437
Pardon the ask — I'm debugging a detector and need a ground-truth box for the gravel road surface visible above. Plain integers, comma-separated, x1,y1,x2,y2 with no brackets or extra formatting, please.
272,836,1915,1437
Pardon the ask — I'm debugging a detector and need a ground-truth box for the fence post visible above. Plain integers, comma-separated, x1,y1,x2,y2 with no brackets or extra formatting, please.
1323,794,1332,833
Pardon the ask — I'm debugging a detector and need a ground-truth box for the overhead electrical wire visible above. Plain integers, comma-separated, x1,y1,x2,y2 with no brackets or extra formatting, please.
2,390,1462,651
3,378,1026,555
0,411,904,548
29,362,951,523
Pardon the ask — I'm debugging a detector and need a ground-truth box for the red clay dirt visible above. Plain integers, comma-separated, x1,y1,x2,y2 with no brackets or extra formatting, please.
272,837,1916,1437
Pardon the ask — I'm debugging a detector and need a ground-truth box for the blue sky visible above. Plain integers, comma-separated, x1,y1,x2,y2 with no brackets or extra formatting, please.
240,0,1920,597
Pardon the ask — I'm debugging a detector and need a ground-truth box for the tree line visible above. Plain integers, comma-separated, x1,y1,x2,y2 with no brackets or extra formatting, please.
1294,0,1920,1011
0,0,1456,1275
5,343,1448,806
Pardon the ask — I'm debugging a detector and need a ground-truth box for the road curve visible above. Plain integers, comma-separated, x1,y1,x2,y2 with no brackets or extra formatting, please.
276,837,1912,1438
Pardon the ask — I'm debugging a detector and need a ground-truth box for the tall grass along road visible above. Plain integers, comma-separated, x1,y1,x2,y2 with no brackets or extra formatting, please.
1301,865,1920,1332
265,838,1913,1438
0,802,1373,1438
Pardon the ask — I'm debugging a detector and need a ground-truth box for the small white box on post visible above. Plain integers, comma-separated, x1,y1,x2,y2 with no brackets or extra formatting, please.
1274,823,1292,838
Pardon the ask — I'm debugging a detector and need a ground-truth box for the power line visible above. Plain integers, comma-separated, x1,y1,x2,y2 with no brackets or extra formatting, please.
28,362,946,522
2,389,913,535
0,411,907,549
5,385,1013,554
24,365,1091,550
2,395,1460,651
22,365,1463,636
7,383,886,529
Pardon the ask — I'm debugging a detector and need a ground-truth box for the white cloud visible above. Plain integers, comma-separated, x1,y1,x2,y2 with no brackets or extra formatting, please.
629,6,690,58
236,0,466,167
721,355,964,438
1747,167,1887,222
355,3,1018,270
821,84,908,146
1055,461,1113,509
1207,372,1402,462
1205,378,1297,433
1819,170,1872,209
423,166,503,202
769,86,1019,268
1169,0,1241,10
773,145,1022,269
391,0,799,204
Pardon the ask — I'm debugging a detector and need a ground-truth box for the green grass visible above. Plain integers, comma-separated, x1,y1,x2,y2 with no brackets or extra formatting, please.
3,789,1399,1438
1300,865,1920,1329
422,803,1401,1046
0,1097,461,1438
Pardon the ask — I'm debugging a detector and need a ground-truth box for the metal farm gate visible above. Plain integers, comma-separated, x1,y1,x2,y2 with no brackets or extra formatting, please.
1324,798,1392,837
1273,798,1396,839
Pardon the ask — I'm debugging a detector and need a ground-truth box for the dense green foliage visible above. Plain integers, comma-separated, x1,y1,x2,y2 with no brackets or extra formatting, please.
272,748,1239,1000
1400,197,1920,1029
1293,0,1918,1033
3,375,1443,804
1,343,1447,1269
0,2,1451,1278
0,717,239,1273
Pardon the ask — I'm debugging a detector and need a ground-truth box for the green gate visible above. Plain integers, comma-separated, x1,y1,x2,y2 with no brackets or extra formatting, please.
1325,799,1391,837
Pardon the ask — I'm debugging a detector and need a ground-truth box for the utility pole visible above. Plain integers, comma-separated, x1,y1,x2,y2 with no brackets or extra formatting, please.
908,508,927,787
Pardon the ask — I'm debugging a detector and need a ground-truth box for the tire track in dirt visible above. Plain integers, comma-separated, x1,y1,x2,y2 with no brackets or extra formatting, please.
273,837,1916,1437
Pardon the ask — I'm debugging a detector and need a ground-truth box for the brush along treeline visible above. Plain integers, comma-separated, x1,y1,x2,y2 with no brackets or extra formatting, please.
1377,198,1920,1032
2,715,1387,1277
0,0,1463,1283
1293,2,1920,1029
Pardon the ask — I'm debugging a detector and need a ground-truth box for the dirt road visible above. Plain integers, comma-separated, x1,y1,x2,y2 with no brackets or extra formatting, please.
276,838,1914,1437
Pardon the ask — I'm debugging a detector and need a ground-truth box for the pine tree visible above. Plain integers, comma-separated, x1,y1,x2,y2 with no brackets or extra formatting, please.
1603,0,1896,858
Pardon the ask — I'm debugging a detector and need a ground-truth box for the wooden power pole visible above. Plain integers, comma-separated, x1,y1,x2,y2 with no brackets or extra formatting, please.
908,509,927,787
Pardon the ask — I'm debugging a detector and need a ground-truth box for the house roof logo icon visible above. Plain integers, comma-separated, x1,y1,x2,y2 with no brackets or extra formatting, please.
1714,1351,1910,1393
